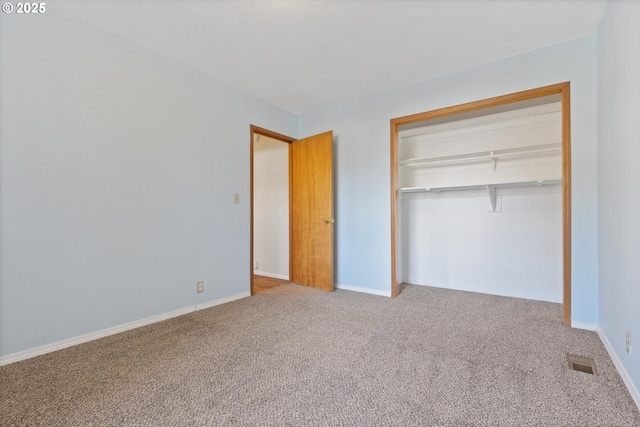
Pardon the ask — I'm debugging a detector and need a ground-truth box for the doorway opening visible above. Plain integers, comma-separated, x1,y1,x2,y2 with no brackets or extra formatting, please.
250,125,336,294
390,82,572,325
250,125,295,295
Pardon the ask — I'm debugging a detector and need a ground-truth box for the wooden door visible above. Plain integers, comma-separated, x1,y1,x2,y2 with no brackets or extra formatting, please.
290,131,334,292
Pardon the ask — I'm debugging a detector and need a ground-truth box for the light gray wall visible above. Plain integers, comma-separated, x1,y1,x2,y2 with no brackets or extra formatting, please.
299,35,599,325
597,0,640,397
0,9,297,357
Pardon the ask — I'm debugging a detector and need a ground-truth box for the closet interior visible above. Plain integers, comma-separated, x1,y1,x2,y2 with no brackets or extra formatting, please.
396,94,563,303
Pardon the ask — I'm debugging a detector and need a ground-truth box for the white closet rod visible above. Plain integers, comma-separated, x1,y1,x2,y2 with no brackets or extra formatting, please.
400,179,561,194
400,179,562,212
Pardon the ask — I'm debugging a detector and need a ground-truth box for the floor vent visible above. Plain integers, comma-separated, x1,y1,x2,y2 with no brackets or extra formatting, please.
567,353,598,375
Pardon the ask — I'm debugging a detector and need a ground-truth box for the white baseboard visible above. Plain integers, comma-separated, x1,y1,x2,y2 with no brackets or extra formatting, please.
254,271,289,280
571,321,597,331
0,291,250,367
196,291,250,311
597,326,640,410
336,284,392,297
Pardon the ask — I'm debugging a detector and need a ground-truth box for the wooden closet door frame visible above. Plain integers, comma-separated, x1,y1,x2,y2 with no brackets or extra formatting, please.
250,125,295,295
390,82,572,326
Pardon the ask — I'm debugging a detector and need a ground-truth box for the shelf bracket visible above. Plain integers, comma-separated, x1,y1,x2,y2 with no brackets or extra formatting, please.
486,185,497,212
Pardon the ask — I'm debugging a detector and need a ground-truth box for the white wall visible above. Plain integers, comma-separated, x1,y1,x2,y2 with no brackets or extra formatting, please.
597,0,640,400
402,191,562,302
0,9,297,358
253,137,289,279
299,35,599,324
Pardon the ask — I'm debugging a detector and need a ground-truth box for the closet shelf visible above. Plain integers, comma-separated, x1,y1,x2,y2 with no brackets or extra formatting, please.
400,179,561,212
399,143,561,169
400,179,561,193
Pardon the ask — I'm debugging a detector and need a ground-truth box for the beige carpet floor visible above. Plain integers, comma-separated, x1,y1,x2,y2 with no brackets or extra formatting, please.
1,283,639,426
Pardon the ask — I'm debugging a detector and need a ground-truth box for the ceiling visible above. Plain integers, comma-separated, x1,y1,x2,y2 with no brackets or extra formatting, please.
51,0,607,115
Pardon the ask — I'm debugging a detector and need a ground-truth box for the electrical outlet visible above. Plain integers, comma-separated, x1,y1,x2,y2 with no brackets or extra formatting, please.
626,331,631,354
196,281,204,294
233,193,240,204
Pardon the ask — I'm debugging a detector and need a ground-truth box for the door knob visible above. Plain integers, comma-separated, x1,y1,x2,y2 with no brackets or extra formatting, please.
323,218,335,224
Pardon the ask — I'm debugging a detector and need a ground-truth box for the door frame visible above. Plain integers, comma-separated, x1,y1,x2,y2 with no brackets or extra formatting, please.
390,82,572,326
250,125,295,295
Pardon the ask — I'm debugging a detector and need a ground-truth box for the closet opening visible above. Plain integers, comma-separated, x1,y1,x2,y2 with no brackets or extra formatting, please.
390,83,571,325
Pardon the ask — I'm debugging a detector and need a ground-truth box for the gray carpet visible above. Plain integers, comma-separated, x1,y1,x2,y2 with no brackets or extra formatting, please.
1,283,639,426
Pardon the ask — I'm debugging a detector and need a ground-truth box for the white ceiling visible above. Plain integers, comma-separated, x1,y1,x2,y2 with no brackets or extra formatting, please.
51,0,607,115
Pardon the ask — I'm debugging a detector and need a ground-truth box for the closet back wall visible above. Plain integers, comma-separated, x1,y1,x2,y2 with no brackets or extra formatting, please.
402,193,562,302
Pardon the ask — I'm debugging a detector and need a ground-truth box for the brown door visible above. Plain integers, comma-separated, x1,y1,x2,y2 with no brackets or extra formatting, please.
290,131,334,292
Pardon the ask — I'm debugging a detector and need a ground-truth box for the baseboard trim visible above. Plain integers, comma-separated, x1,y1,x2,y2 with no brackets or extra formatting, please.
597,326,640,410
254,271,289,280
195,291,250,311
0,291,250,367
336,284,392,297
571,321,597,331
